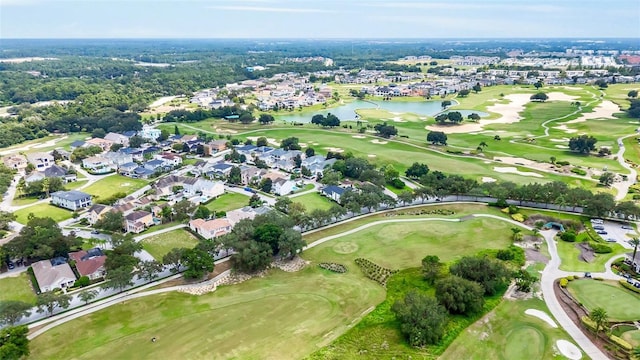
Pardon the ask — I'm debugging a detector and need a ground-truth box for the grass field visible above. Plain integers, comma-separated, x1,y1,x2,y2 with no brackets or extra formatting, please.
141,229,199,260
0,273,37,304
567,280,640,321
292,192,334,212
11,196,40,207
440,298,580,360
14,203,73,224
82,176,148,199
555,240,626,272
204,192,249,212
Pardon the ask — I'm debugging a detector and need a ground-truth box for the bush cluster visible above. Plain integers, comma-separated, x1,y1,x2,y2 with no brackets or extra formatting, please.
354,258,398,286
588,241,613,254
571,168,587,176
560,278,569,287
556,160,571,166
399,209,455,216
318,262,347,273
559,230,577,242
619,279,640,294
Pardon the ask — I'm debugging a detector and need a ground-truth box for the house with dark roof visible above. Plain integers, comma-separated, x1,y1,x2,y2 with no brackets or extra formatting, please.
70,140,86,150
87,204,112,225
321,186,347,204
143,159,166,172
124,211,153,233
118,162,139,177
25,164,76,184
69,248,106,280
133,166,155,179
51,190,92,211
207,163,234,178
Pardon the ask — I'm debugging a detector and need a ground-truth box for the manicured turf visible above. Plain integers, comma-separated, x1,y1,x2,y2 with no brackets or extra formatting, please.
11,196,40,207
141,229,199,261
292,192,334,212
204,192,249,212
0,273,37,304
621,330,640,347
567,280,640,321
555,240,626,272
440,298,580,360
82,175,148,200
14,203,73,224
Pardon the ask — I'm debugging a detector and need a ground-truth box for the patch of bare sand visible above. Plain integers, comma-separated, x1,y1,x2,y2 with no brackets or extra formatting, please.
425,92,578,134
368,154,377,158
565,100,620,124
352,135,366,139
556,340,582,360
482,177,497,183
553,124,579,134
371,139,388,144
493,166,543,177
324,147,344,153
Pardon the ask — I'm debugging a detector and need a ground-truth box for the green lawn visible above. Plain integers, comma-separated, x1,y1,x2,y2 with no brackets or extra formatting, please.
11,196,40,207
441,298,580,360
555,240,626,272
82,176,148,199
204,192,249,213
0,273,37,304
14,203,73,224
141,229,199,261
567,280,640,322
292,192,334,212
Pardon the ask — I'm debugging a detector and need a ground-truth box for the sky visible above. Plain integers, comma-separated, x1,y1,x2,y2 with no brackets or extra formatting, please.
0,0,639,39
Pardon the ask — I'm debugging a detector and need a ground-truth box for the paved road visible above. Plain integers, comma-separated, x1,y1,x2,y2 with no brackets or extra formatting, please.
613,133,638,201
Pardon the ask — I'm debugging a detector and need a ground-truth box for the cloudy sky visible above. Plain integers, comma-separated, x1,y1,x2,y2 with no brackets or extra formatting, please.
1,0,638,39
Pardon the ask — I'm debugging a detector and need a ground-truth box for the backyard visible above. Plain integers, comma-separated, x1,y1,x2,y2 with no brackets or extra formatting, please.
0,273,37,304
14,203,73,224
82,176,148,200
292,192,334,212
204,192,249,213
141,229,199,261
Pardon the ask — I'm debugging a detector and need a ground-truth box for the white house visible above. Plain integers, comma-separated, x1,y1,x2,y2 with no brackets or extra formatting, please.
104,132,130,147
32,260,77,292
321,185,347,204
184,178,225,198
189,218,232,239
51,190,92,211
26,152,54,170
82,156,115,174
273,178,297,196
139,125,161,140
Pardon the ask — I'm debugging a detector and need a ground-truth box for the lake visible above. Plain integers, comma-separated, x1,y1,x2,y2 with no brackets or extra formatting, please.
275,100,487,123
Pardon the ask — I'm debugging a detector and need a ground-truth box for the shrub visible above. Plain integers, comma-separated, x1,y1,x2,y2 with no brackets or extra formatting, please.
496,249,515,261
593,277,604,281
74,276,90,287
508,205,519,214
588,242,612,254
566,275,575,281
571,168,587,176
560,231,577,242
581,316,597,331
389,178,405,189
318,262,347,273
556,160,570,166
633,195,640,200
501,207,509,214
619,279,640,294
610,334,633,351
560,278,568,287
354,258,398,286
511,213,525,222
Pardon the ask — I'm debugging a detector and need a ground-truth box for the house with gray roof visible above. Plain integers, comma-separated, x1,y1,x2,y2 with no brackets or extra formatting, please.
32,259,76,292
51,190,92,211
25,164,77,184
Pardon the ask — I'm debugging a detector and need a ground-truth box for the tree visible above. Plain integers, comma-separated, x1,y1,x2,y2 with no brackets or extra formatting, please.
398,190,414,205
0,301,31,325
3,216,81,261
36,292,71,316
78,289,98,305
137,260,164,281
258,114,274,125
174,124,180,135
373,123,398,138
0,325,30,360
447,111,463,123
458,89,470,97
259,178,273,193
530,92,549,102
129,135,144,148
311,114,325,126
280,137,301,150
467,113,481,121
104,265,135,292
629,99,640,119
256,137,268,147
628,90,638,99
94,211,124,232
405,162,429,179
449,256,511,295
472,83,482,93
228,166,242,185
427,131,447,145
511,227,523,241
631,238,640,265
583,193,615,218
163,247,185,273
239,113,254,124
392,291,448,347
422,255,443,284
173,199,196,222
435,275,485,315
274,196,293,214
568,135,597,154
193,205,211,220
182,248,215,279
594,79,608,89
305,147,315,157
232,241,273,273
91,128,106,138
514,269,536,293
441,100,452,109
590,307,609,337
534,80,544,90
599,172,615,187
277,228,305,259
249,193,263,208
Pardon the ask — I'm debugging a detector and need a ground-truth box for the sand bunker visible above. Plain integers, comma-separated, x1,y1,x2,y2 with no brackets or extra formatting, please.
367,154,377,158
371,139,388,144
555,145,569,149
494,157,535,166
493,166,543,177
525,309,558,328
553,124,579,134
550,138,570,143
390,116,406,122
324,147,344,153
426,92,578,134
482,177,497,183
247,136,279,146
556,340,582,360
565,100,620,124
352,135,366,139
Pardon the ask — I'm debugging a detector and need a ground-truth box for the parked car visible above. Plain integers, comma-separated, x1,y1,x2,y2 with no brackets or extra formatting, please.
593,225,605,230
244,187,256,193
591,219,604,224
606,238,617,242
91,230,100,235
622,225,634,230
634,282,640,289
584,272,592,278
6,261,14,270
596,230,608,235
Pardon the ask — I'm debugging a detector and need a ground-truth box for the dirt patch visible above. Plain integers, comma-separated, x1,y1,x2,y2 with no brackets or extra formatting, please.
575,242,595,263
272,256,308,272
525,248,549,264
370,139,388,144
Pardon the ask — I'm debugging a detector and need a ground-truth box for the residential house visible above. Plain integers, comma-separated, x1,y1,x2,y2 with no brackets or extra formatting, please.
69,248,106,280
85,137,114,152
118,162,139,177
124,211,154,233
207,163,233,178
239,165,266,185
87,204,112,225
226,206,271,225
143,159,167,172
179,134,198,143
273,178,297,196
25,164,76,183
321,186,347,204
102,151,134,168
158,152,182,166
207,140,227,153
2,154,27,170
82,156,115,174
51,190,92,211
69,140,86,150
189,218,232,239
31,259,77,292
142,146,162,158
235,144,257,158
154,175,224,199
26,152,54,170
133,166,155,179
104,132,130,147
139,125,161,140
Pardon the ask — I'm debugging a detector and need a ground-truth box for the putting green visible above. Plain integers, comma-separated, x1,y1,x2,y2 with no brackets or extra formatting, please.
567,280,640,321
622,330,640,347
503,326,544,359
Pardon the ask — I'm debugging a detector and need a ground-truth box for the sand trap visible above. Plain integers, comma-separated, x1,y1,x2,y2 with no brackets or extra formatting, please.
367,154,377,158
494,157,535,166
556,340,582,360
390,116,406,122
426,92,578,134
553,124,578,134
324,147,344,153
247,136,279,146
555,145,569,149
565,100,620,124
494,166,543,177
482,177,497,183
550,138,570,143
525,309,558,328
371,139,388,144
483,161,491,164
352,135,366,139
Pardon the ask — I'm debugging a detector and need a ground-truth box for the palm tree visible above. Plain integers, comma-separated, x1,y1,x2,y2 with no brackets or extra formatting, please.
478,141,488,149
590,307,609,338
511,227,523,241
632,238,640,267
632,346,640,359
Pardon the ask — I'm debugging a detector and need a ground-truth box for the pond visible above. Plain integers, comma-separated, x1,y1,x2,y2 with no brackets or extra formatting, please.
275,100,487,123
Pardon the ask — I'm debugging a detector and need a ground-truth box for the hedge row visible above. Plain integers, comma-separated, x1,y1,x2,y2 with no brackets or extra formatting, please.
619,279,640,294
354,258,398,286
318,262,347,273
